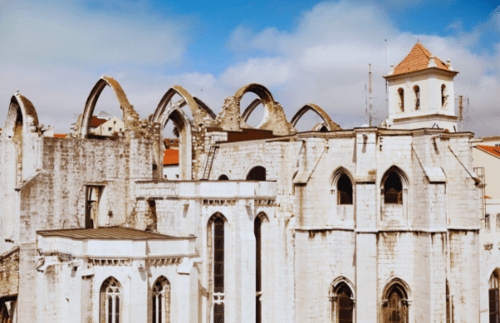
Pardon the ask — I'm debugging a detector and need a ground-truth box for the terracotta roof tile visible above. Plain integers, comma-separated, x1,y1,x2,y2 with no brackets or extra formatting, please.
163,149,179,165
54,134,67,138
90,116,107,127
476,145,500,158
392,43,449,76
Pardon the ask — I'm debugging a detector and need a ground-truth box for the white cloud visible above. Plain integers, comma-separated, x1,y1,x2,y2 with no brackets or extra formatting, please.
221,1,500,134
0,0,498,137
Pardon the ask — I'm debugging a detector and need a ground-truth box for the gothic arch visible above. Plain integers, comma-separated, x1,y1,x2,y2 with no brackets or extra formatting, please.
381,277,412,300
380,277,412,323
290,104,341,132
4,93,39,137
330,276,356,299
193,96,217,120
381,165,410,188
246,165,267,181
77,76,139,139
232,83,295,135
241,98,263,122
153,86,215,128
331,167,355,187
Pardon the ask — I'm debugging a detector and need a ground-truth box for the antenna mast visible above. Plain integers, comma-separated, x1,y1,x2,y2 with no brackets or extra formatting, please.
369,63,373,127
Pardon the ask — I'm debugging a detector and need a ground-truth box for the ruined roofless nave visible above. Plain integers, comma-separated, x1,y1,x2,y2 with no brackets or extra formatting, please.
0,43,484,322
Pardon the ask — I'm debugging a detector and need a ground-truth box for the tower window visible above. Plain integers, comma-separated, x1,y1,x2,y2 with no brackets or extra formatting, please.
441,84,447,107
413,85,420,110
397,88,404,112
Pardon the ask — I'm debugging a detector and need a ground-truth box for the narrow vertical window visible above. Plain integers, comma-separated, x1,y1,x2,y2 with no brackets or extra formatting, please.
213,217,225,323
414,86,420,110
152,276,170,323
100,277,121,323
496,214,500,231
490,272,499,323
398,88,404,112
337,174,353,205
86,186,101,229
255,216,262,323
441,84,447,107
486,214,491,231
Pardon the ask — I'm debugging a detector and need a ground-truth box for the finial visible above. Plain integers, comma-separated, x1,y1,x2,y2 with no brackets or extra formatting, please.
417,38,419,43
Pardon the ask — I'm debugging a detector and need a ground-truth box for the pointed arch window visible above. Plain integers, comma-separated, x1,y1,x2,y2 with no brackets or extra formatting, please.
384,172,403,204
413,86,420,110
382,283,408,323
152,276,171,323
329,281,354,323
100,277,121,323
337,174,353,205
397,88,405,112
208,214,226,323
490,271,500,323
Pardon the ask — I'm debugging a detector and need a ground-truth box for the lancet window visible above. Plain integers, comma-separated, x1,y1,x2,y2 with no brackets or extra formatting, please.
337,174,353,205
384,172,403,204
152,276,171,323
208,214,226,323
490,271,500,323
100,277,121,323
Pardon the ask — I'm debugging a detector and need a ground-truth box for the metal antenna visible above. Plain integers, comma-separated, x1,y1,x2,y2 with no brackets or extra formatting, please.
369,63,373,127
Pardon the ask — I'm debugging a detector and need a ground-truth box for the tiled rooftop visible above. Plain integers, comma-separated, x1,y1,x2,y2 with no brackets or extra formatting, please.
476,145,500,158
392,43,450,76
37,227,185,240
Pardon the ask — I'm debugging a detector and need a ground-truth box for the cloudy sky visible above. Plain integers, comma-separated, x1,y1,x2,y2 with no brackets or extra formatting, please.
0,0,498,135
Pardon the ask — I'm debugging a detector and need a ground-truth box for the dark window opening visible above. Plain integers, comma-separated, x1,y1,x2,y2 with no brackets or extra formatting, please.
337,284,353,323
319,126,328,132
398,88,405,112
247,166,266,181
414,86,420,110
490,272,499,323
213,216,225,323
384,172,403,204
255,216,262,323
486,214,491,231
337,174,353,205
218,175,229,180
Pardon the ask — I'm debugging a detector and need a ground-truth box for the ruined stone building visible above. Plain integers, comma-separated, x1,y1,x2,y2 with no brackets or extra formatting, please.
0,43,484,322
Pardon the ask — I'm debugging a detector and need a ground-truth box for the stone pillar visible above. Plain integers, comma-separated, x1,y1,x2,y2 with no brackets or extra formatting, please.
234,199,256,323
18,243,38,323
355,183,378,322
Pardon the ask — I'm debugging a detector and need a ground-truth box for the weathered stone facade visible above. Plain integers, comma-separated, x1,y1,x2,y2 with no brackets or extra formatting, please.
0,44,486,323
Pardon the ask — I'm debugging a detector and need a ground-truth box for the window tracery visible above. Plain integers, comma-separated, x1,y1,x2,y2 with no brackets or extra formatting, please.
152,276,171,323
100,277,121,323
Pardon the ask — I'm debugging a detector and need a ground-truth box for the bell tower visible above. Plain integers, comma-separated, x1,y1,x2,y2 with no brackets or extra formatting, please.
383,43,459,131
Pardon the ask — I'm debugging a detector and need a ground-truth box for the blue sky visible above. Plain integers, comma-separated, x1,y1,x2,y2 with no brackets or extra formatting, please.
0,0,499,135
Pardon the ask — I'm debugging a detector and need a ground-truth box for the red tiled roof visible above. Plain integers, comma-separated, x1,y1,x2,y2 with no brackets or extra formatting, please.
90,116,107,127
392,43,450,76
486,196,492,199
54,134,67,138
163,149,179,165
476,145,500,158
